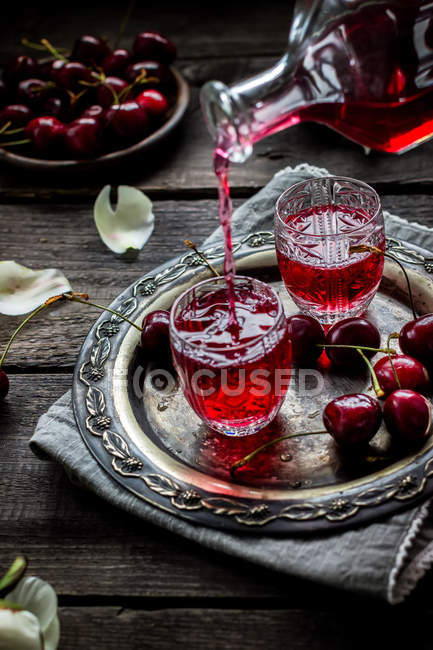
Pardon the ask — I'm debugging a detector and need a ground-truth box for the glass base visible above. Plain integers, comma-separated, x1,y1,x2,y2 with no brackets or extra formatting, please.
208,418,271,437
291,296,375,326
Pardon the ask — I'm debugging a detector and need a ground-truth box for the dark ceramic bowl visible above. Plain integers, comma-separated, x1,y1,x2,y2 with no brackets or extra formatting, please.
0,67,189,172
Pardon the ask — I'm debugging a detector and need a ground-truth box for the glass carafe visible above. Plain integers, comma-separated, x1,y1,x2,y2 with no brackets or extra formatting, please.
200,0,433,162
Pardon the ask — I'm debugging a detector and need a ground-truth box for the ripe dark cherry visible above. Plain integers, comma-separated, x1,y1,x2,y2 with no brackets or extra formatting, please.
0,104,33,127
64,117,101,157
384,389,432,445
96,77,129,108
323,393,382,449
72,35,111,64
56,62,92,91
400,314,433,366
106,102,148,138
285,314,325,366
133,31,177,64
42,95,70,121
325,317,381,367
81,104,107,126
136,89,168,116
373,354,431,397
102,49,131,75
124,60,171,86
0,369,9,400
3,55,36,84
140,310,171,362
25,116,65,153
17,78,51,107
45,59,66,85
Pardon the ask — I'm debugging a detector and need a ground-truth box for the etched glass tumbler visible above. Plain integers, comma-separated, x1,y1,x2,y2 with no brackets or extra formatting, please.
274,176,385,324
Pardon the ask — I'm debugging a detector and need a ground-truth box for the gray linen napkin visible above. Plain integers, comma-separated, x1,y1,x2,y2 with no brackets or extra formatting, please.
30,163,433,604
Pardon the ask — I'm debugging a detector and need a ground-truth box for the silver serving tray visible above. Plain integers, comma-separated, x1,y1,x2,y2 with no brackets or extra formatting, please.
72,233,433,534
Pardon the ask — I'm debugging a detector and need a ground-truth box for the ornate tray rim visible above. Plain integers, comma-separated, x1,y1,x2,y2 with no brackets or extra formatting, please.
72,233,433,534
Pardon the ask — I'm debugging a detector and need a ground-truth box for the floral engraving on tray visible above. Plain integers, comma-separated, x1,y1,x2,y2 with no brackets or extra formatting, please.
77,233,433,528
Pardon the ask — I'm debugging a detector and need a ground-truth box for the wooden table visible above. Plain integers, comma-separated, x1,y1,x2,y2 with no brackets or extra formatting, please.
2,2,433,647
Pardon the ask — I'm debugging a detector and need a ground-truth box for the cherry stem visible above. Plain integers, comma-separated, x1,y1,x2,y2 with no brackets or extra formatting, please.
63,294,142,331
184,240,220,277
22,37,69,54
356,348,385,397
2,127,25,136
115,0,136,49
0,301,53,368
0,121,12,135
319,343,396,354
0,139,31,147
230,430,327,476
40,38,69,63
387,332,401,389
349,245,417,320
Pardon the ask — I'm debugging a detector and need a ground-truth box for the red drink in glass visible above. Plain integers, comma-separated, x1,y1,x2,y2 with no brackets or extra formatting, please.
275,177,385,324
170,276,291,436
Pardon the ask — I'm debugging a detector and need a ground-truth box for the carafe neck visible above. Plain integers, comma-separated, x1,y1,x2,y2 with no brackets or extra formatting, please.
201,54,302,163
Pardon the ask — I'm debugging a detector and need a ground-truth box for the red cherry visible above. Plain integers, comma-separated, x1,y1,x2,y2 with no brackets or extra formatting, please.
102,49,131,75
124,60,171,86
25,116,65,153
56,62,92,91
133,31,177,64
96,76,129,108
373,354,431,397
106,101,148,138
285,313,325,365
0,104,33,127
136,89,168,116
17,78,51,107
3,55,37,85
72,35,111,65
140,310,171,361
81,104,107,126
384,389,432,445
41,94,70,121
45,59,66,85
400,314,433,366
325,317,381,366
323,393,382,449
0,368,9,400
64,117,101,157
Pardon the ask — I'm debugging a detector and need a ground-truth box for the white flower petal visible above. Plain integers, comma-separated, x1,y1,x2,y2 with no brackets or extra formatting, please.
0,262,72,316
0,608,42,650
94,184,155,254
10,577,57,633
40,614,60,650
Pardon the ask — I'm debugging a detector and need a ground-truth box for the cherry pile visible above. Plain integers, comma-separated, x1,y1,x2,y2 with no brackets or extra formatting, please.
0,31,177,158
289,313,433,450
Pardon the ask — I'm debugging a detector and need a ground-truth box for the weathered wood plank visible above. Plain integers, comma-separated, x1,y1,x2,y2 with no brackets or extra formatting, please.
0,194,431,370
53,606,433,650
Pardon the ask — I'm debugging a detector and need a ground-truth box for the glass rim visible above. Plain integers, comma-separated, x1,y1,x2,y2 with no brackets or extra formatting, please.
169,274,285,353
274,175,382,238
